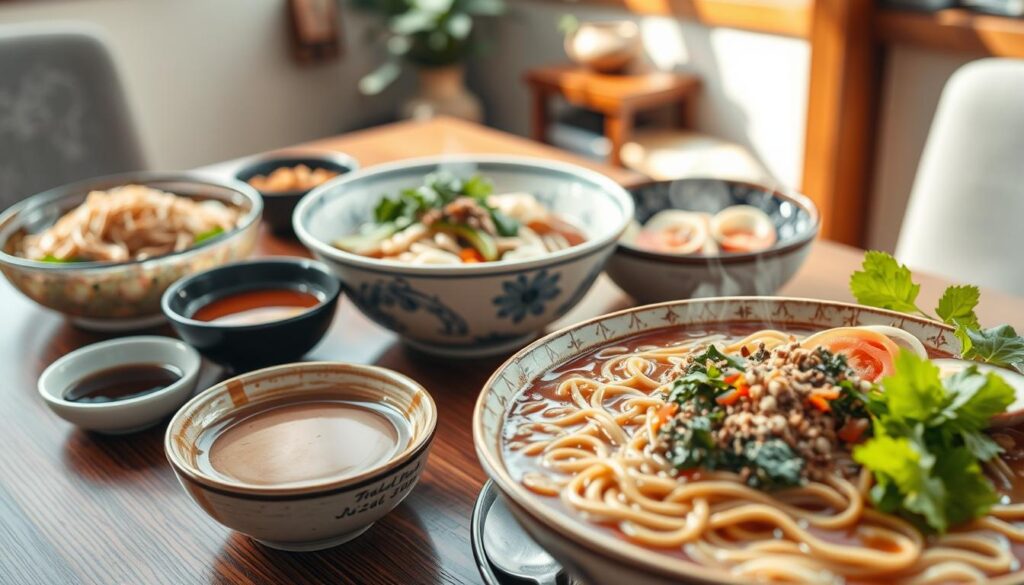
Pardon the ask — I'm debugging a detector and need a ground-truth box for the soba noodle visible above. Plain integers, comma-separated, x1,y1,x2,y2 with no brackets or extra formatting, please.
503,328,1024,584
19,185,240,262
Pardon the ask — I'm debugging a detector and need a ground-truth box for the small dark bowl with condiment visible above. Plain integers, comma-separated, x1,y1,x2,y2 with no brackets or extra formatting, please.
234,152,357,235
161,258,341,371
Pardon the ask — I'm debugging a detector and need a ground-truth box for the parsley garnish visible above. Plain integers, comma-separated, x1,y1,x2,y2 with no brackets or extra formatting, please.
850,251,1023,374
853,350,1014,533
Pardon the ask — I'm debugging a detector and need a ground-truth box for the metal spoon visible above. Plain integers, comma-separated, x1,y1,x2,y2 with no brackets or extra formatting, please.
483,493,564,585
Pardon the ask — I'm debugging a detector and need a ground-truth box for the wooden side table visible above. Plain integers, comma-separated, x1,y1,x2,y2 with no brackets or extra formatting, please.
524,65,702,166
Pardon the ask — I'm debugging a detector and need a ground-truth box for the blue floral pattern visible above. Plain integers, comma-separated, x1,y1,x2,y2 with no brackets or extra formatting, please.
493,269,561,323
554,260,604,317
348,278,468,336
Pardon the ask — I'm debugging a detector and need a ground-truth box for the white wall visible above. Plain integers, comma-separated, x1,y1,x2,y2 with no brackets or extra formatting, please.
867,46,980,251
471,2,995,252
469,1,811,189
0,0,406,170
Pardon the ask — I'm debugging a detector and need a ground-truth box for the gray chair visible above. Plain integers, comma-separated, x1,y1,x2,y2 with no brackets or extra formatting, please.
0,24,145,211
895,58,1024,296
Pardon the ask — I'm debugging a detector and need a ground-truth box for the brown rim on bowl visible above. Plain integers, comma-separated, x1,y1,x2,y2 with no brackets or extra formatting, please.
165,361,437,498
472,297,955,585
615,179,820,265
292,154,636,276
0,171,263,271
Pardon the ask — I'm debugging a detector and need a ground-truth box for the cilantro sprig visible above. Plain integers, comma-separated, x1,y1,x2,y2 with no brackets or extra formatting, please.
850,251,1024,374
852,350,1014,533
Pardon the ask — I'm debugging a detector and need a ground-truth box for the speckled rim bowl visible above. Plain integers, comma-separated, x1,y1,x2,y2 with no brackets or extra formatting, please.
294,155,633,276
607,178,819,303
474,297,968,585
38,335,201,434
165,361,437,551
617,178,819,264
292,155,635,357
0,172,263,331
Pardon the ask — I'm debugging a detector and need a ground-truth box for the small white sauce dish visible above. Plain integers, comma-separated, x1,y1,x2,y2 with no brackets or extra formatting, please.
38,336,201,434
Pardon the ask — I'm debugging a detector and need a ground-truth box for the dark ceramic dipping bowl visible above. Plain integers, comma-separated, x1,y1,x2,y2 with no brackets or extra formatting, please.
235,152,358,235
161,258,340,370
606,178,819,304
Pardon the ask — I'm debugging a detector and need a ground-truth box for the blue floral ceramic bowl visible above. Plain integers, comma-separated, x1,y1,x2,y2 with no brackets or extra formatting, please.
606,178,819,304
293,155,634,358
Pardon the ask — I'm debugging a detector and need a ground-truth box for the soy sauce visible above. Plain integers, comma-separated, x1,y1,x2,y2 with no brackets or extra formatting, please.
63,364,182,404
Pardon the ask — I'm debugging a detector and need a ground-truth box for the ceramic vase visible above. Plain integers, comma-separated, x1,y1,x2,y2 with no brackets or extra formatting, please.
400,64,483,122
564,21,641,74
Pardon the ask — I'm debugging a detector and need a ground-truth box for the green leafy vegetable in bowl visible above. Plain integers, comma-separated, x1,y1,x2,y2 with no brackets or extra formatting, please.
332,172,586,265
193,227,225,245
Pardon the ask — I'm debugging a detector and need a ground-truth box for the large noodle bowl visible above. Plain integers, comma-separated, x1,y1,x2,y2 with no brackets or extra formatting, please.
499,323,1024,585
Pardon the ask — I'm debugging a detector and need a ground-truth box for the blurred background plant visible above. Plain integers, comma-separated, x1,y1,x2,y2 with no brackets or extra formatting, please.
354,0,506,95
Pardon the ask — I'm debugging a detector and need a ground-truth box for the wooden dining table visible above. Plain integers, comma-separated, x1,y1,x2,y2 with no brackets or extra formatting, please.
3,116,1023,585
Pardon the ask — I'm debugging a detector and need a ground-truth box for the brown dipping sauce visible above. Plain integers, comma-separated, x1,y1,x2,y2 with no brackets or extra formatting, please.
192,288,320,326
196,399,410,486
63,363,182,404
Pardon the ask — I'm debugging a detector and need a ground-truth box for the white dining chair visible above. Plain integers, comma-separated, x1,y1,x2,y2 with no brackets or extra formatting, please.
0,23,145,211
895,58,1024,296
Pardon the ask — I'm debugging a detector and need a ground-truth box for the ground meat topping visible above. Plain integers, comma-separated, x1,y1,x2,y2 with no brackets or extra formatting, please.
659,342,866,485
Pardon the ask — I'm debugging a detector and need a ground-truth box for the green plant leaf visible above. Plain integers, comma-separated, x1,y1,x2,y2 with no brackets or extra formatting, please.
934,447,998,526
359,61,402,95
849,251,922,314
854,430,947,533
961,325,1024,375
943,366,1016,432
880,351,946,423
936,285,981,329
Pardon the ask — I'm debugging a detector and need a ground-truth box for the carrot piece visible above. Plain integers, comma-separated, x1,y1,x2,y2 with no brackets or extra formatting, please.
723,373,743,385
814,388,841,401
459,248,484,263
838,419,868,443
652,403,679,432
716,384,749,406
809,395,831,413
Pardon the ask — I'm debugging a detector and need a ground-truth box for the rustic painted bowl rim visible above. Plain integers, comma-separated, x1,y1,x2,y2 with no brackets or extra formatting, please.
616,178,820,265
0,171,263,271
473,296,961,585
165,361,437,498
292,154,635,277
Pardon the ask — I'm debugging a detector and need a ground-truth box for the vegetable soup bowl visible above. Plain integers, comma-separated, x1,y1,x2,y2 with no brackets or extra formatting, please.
293,156,634,358
473,297,958,585
0,172,262,331
166,361,437,551
606,179,818,304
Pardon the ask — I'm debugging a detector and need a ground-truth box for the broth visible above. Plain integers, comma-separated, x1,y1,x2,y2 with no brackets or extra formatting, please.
196,399,410,486
63,363,182,404
192,288,320,326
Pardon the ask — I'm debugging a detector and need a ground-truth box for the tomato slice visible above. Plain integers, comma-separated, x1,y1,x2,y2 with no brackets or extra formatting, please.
801,327,900,381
